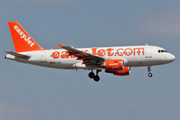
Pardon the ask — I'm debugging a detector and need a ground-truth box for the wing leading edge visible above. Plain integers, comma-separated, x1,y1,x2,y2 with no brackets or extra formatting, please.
58,44,104,65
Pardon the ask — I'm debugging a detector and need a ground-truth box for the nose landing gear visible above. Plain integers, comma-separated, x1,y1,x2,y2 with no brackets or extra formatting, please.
148,73,153,77
147,66,153,77
88,70,102,82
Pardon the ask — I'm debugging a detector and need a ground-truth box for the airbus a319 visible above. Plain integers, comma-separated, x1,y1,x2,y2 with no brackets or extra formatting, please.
5,22,175,82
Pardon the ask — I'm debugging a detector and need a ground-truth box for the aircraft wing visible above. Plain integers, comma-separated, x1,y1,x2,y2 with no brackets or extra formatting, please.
58,44,104,65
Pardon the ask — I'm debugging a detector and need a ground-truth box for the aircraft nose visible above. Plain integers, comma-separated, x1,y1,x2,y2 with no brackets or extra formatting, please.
168,54,175,62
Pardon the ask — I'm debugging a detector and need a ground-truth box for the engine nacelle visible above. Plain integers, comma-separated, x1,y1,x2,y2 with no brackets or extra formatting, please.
105,59,124,71
113,67,130,76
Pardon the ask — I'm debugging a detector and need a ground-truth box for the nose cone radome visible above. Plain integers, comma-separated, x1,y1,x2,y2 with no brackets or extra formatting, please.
168,54,175,62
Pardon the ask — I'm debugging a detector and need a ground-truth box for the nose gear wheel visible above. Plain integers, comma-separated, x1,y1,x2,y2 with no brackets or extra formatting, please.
147,66,153,77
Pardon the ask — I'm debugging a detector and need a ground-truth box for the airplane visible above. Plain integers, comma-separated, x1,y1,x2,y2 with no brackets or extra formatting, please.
5,22,175,82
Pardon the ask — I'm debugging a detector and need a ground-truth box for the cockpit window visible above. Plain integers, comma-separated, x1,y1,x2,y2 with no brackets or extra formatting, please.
158,50,168,53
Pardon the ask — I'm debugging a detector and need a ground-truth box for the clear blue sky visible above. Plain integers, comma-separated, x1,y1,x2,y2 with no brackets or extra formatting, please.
0,0,180,120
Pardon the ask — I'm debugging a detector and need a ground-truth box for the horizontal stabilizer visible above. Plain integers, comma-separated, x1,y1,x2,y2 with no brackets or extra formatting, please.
5,51,30,58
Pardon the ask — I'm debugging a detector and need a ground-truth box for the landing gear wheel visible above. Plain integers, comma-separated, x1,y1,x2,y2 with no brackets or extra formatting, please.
88,72,95,79
148,73,153,77
147,66,153,77
94,75,100,82
88,69,102,82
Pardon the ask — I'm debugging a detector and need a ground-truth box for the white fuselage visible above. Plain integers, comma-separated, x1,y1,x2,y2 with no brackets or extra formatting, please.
5,45,175,70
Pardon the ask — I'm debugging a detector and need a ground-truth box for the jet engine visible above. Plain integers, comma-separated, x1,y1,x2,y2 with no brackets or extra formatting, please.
112,67,130,76
104,59,124,71
105,67,130,76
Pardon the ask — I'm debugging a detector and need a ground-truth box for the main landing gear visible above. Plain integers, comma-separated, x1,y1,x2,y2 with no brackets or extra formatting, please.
147,66,153,77
88,70,102,82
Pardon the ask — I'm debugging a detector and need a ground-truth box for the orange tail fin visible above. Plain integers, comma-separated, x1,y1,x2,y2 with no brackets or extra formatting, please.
8,22,45,53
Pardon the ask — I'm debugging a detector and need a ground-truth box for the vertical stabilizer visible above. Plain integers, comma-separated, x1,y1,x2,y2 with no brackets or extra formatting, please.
8,22,45,53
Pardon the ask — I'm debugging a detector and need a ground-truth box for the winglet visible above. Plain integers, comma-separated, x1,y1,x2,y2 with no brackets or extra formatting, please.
58,44,63,49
